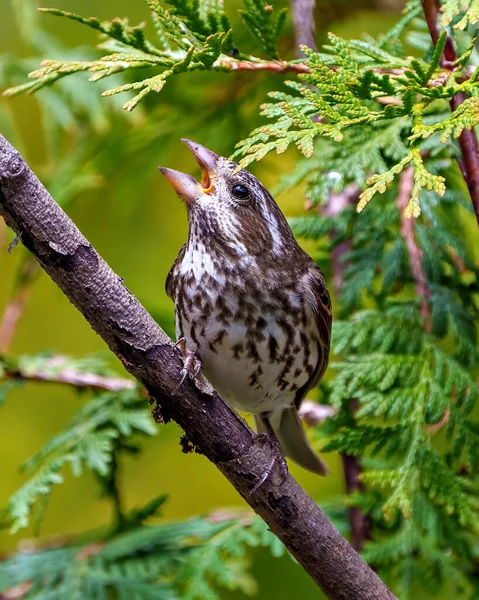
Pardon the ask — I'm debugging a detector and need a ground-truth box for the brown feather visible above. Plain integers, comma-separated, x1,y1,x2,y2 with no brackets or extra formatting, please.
166,243,186,300
294,266,332,410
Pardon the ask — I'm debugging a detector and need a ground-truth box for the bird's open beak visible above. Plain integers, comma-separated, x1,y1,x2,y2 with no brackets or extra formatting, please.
159,139,220,204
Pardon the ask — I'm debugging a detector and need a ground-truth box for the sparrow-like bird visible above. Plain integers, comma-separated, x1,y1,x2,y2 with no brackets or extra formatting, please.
160,140,332,486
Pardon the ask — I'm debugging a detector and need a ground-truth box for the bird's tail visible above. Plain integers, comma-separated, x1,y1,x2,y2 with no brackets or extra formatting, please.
256,408,330,476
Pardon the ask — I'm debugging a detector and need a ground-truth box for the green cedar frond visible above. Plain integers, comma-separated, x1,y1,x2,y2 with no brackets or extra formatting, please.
3,388,156,532
441,0,479,29
39,8,164,56
236,28,479,215
166,0,218,39
238,0,287,59
357,146,446,217
3,2,278,109
176,519,266,598
454,32,478,68
380,0,423,47
4,17,235,111
0,514,284,599
6,457,68,534
318,289,479,593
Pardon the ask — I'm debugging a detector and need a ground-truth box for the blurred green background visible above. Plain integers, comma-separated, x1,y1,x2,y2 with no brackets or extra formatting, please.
0,1,401,598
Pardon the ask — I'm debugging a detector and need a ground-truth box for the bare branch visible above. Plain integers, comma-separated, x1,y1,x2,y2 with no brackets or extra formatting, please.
425,407,451,434
1,355,136,392
0,135,397,600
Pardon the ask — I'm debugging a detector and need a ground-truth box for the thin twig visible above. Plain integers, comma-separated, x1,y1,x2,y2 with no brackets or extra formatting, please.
425,407,451,433
1,355,331,416
0,134,397,600
1,355,136,392
397,167,432,332
448,247,467,274
421,0,479,226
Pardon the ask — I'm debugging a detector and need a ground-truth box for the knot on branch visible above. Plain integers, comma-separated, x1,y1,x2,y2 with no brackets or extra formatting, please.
0,153,25,181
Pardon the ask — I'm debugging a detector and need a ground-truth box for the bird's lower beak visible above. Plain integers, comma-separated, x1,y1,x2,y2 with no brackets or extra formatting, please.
159,139,220,204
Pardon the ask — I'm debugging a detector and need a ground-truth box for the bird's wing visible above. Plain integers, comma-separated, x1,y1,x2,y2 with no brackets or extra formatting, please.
165,244,186,300
294,264,332,409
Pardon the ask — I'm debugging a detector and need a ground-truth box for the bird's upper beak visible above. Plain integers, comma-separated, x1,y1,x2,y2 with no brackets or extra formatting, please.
159,139,220,205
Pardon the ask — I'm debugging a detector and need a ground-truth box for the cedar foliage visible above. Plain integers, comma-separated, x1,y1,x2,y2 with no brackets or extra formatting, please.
1,0,479,598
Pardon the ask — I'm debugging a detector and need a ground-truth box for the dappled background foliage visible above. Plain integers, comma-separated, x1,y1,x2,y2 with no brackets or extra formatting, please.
1,0,479,599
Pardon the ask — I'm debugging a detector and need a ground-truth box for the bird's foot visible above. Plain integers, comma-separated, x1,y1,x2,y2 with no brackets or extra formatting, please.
173,338,202,396
250,432,289,494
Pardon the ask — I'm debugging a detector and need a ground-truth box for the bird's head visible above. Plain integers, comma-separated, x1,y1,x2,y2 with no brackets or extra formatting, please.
159,139,295,257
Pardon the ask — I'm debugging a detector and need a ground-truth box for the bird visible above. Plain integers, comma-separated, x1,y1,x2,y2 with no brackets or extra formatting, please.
159,139,332,490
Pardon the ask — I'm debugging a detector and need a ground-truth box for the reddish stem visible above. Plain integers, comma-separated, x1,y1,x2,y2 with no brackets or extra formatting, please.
341,454,370,550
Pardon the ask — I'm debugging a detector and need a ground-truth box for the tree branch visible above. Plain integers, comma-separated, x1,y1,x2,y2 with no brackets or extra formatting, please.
1,355,136,392
0,135,396,599
421,0,479,226
1,355,335,418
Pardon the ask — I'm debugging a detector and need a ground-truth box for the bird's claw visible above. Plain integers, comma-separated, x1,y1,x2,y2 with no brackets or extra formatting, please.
250,432,288,494
173,338,202,396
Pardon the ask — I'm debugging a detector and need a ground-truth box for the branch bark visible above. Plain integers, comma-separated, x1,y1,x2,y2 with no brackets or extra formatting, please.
421,0,479,226
0,136,396,599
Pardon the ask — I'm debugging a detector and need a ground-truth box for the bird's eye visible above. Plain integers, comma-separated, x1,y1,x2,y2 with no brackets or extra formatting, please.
231,184,249,200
